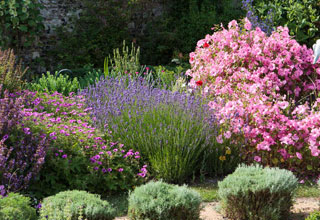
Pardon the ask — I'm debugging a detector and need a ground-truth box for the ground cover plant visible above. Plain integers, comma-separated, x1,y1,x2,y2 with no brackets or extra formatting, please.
187,17,320,180
21,91,147,198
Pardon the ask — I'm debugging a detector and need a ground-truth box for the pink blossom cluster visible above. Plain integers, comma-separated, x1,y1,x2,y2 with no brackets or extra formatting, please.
187,18,320,178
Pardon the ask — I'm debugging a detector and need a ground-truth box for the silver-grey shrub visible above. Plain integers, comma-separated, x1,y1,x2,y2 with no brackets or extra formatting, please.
39,190,115,220
128,181,202,220
82,78,234,183
218,164,298,220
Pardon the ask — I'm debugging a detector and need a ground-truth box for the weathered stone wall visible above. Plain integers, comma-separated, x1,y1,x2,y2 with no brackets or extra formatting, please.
27,0,164,72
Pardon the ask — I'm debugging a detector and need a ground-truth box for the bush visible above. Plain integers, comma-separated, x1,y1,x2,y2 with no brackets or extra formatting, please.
23,91,147,198
0,89,47,196
242,0,320,47
40,190,116,220
83,78,239,183
0,48,27,93
218,164,298,220
128,181,202,220
187,18,320,178
27,72,80,96
0,193,37,220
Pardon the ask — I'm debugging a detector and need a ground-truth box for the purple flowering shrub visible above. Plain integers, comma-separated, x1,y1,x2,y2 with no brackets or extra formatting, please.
23,91,147,197
83,78,241,183
0,87,48,197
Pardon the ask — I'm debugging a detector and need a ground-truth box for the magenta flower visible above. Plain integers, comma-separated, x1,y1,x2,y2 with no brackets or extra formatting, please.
254,156,261,162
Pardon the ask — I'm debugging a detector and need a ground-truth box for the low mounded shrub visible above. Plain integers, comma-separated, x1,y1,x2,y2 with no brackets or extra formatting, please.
39,190,116,220
218,164,298,220
128,181,202,220
0,193,37,220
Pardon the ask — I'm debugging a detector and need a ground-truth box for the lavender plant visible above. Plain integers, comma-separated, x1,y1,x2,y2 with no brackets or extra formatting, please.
83,78,240,183
0,88,48,196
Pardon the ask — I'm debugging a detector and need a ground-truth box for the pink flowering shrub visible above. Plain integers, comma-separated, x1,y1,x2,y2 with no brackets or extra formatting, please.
187,18,320,179
22,91,147,197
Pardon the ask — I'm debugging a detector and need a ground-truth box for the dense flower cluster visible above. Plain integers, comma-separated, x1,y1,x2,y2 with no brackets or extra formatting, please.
0,88,48,196
81,78,238,183
21,91,147,193
187,18,320,178
82,78,217,132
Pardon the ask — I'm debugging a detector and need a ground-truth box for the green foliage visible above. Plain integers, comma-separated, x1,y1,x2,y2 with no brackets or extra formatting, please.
140,0,245,65
109,40,140,76
28,72,80,95
251,0,320,47
40,190,116,220
306,211,320,220
110,101,214,183
0,193,37,220
0,0,43,51
218,164,298,220
0,48,26,93
79,69,105,89
128,181,202,220
51,0,131,69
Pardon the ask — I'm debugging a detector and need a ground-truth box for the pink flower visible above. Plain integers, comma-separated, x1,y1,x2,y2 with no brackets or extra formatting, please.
254,156,261,162
296,152,302,160
244,17,252,30
216,135,223,144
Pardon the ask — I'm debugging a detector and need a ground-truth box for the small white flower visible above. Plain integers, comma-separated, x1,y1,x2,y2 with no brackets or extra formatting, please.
312,39,320,64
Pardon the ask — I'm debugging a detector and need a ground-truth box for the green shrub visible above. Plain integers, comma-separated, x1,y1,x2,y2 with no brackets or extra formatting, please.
0,48,27,93
306,211,320,220
128,181,202,220
109,40,140,76
245,0,320,47
28,71,80,95
0,193,37,220
218,164,298,220
79,69,105,89
40,190,116,220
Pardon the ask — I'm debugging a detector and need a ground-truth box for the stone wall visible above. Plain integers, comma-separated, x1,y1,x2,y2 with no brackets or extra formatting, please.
26,0,164,72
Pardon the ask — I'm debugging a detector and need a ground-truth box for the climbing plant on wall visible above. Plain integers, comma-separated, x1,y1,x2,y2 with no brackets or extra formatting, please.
0,0,44,53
